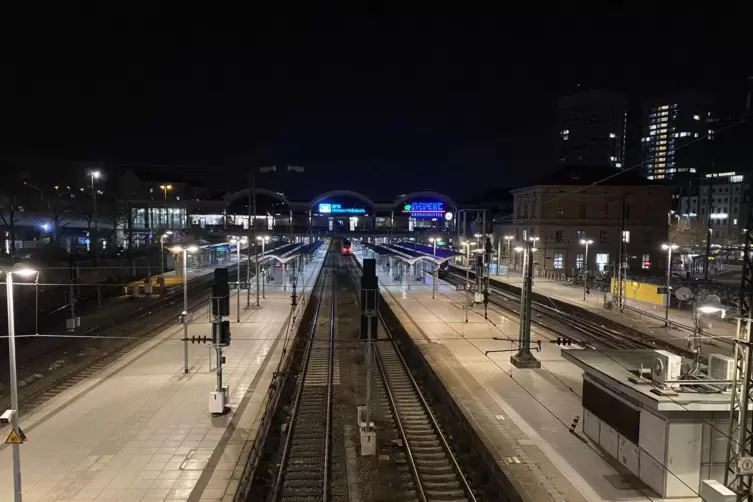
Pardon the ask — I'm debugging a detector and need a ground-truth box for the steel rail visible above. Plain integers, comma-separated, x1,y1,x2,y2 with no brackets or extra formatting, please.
347,256,477,502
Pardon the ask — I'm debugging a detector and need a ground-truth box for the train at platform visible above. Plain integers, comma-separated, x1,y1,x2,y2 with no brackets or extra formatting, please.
341,238,352,255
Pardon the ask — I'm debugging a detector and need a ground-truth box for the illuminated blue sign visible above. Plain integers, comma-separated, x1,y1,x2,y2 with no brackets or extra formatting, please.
318,203,366,215
402,201,445,219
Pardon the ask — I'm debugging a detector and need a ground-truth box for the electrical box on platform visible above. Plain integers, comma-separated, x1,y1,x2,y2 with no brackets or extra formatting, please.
208,391,226,414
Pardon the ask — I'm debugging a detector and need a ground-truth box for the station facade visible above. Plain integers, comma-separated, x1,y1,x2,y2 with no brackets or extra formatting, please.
126,188,463,238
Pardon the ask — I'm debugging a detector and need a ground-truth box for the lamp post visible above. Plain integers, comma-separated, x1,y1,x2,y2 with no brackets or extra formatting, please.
160,231,173,277
429,237,438,299
661,243,679,327
160,184,173,200
504,235,513,276
580,239,593,301
693,300,726,370
5,264,38,502
90,170,102,308
230,237,247,322
256,235,270,303
172,245,198,373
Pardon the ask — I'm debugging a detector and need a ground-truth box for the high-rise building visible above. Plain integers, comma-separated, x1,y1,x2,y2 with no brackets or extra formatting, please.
557,90,627,169
640,91,716,181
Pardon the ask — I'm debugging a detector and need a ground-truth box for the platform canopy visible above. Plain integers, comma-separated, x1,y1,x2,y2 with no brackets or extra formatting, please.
392,242,463,259
360,241,454,265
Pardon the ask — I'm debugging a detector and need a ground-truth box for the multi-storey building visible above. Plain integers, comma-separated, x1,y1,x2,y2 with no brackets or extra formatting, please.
641,91,716,181
677,171,749,246
558,90,627,169
497,166,671,276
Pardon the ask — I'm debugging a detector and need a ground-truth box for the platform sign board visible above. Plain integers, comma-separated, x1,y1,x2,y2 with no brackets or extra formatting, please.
318,203,366,215
739,457,753,475
401,201,446,219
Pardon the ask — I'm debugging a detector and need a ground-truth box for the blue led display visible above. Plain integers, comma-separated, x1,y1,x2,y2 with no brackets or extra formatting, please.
318,203,366,214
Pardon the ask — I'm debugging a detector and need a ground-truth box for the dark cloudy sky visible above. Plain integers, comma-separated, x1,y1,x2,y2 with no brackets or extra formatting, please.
0,6,749,200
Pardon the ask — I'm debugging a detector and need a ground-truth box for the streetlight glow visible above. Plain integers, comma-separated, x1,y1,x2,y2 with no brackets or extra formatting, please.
661,243,679,250
90,170,101,179
580,239,593,245
9,264,38,277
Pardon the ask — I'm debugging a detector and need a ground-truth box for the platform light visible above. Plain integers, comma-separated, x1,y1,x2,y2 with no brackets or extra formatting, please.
697,301,726,315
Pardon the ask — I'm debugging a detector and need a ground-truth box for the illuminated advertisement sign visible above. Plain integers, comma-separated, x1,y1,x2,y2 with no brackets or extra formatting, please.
402,201,445,219
318,203,366,215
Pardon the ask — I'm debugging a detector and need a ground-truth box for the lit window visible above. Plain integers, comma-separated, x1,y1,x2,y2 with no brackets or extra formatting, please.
734,218,738,225
693,115,700,120
731,175,743,183
576,253,584,269
615,163,622,168
610,156,617,161
596,253,609,272
695,133,699,138
553,253,564,269
641,254,651,270
609,133,616,138
622,230,630,243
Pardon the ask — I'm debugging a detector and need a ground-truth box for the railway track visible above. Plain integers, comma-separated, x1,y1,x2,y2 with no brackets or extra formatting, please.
347,259,476,502
445,269,694,355
271,256,346,502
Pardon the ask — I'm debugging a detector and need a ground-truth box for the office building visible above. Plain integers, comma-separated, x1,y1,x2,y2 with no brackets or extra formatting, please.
641,91,716,181
677,171,749,246
558,90,627,169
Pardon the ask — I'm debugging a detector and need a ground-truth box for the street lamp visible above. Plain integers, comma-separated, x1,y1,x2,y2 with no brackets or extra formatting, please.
171,245,199,373
504,235,513,276
159,231,173,277
4,263,37,502
661,243,679,327
256,235,270,303
428,237,439,299
160,184,173,200
90,170,102,308
580,239,594,301
230,237,247,322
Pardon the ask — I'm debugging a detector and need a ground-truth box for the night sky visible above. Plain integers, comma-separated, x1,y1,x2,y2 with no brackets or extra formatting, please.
1,7,749,201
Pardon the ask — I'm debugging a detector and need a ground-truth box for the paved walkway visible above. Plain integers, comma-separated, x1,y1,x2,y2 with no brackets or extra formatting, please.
356,249,693,502
0,247,328,502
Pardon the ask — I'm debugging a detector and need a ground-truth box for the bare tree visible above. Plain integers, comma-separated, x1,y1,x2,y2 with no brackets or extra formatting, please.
670,219,707,247
0,194,20,254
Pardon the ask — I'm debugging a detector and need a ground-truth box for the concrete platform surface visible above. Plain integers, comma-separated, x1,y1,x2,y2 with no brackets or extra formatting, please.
0,247,327,502
356,248,702,502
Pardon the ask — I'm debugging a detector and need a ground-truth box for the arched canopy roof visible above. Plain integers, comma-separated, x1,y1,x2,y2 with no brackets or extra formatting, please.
224,188,291,207
309,190,376,209
392,191,459,211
